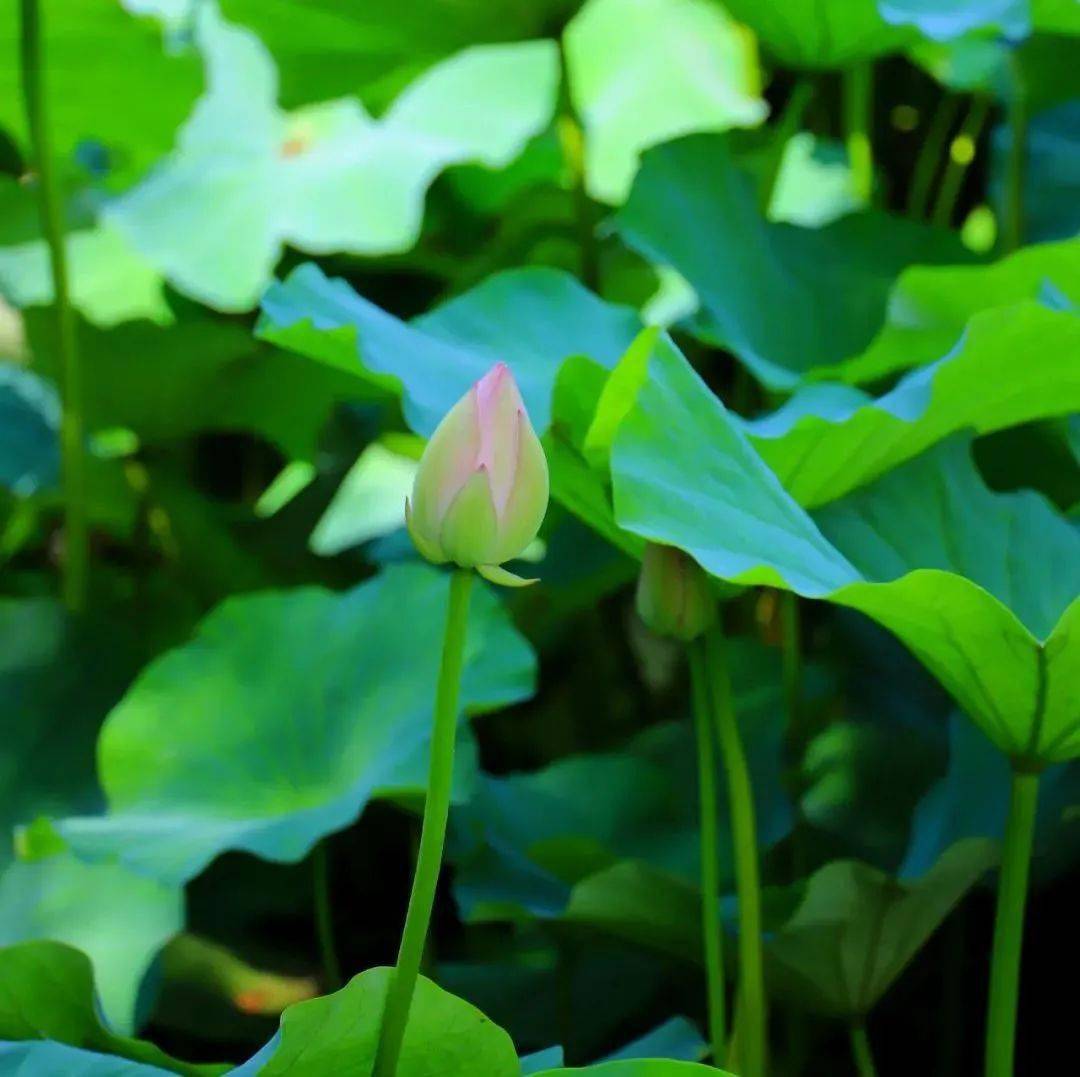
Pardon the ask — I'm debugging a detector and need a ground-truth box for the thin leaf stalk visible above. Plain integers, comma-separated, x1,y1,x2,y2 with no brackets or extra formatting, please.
312,840,342,991
850,1021,878,1077
19,0,88,611
706,624,766,1077
843,62,875,204
374,569,474,1077
689,639,727,1063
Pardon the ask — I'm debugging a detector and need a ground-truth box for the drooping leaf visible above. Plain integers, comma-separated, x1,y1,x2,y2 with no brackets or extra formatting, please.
615,135,969,388
60,564,535,884
719,0,914,68
819,235,1080,383
0,847,182,1033
0,942,220,1076
107,7,559,310
764,839,996,1017
244,967,519,1076
609,338,1080,762
562,0,767,204
0,1041,175,1076
744,301,1080,506
0,1,201,187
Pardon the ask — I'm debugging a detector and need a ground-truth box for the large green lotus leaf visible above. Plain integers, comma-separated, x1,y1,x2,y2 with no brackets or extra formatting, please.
562,0,767,204
238,967,518,1076
765,839,996,1017
0,1041,174,1076
744,301,1080,506
0,1,200,187
0,363,58,495
0,942,219,1075
215,0,569,111
452,645,791,924
614,135,969,388
107,7,559,311
610,341,1080,761
0,599,138,872
0,849,181,1034
59,564,535,884
534,1062,730,1075
879,0,1030,40
258,265,642,436
718,0,914,68
820,235,1080,384
25,305,372,461
0,226,170,328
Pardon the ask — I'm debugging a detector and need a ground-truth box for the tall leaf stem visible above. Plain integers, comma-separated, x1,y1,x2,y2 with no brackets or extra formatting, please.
758,78,815,213
984,768,1039,1077
1001,55,1027,253
706,624,766,1077
689,639,727,1063
907,93,963,219
374,569,474,1077
312,841,341,990
843,62,874,204
850,1022,878,1077
931,94,990,229
19,0,88,612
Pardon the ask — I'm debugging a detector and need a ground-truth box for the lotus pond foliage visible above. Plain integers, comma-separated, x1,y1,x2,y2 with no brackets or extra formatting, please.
0,1,1078,1076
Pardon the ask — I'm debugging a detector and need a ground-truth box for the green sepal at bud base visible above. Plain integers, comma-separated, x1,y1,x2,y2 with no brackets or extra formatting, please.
406,363,549,580
635,543,716,641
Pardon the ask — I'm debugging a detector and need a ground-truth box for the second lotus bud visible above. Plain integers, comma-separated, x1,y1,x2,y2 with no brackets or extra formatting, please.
636,543,716,642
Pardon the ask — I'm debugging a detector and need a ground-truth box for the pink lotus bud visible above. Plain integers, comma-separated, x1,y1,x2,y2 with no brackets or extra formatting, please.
406,363,549,583
636,543,716,641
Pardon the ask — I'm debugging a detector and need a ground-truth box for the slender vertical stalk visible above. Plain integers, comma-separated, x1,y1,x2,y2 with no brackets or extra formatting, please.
931,95,991,229
689,640,727,1064
312,840,341,991
849,1022,878,1077
758,78,815,214
374,569,474,1077
843,63,874,204
907,93,963,219
1001,55,1027,254
984,769,1039,1077
19,0,88,612
706,625,766,1077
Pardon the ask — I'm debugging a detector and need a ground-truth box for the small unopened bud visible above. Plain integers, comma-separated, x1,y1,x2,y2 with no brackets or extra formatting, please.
406,363,549,584
636,543,716,641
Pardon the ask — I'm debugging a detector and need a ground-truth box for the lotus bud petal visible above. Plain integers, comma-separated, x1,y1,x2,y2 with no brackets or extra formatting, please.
636,543,716,642
406,363,549,572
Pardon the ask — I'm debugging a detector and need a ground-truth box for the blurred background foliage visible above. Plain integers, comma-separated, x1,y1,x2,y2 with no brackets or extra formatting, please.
1,0,1078,1074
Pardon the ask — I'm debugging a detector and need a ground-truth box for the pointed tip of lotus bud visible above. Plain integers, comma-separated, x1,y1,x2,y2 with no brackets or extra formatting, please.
636,543,716,642
407,363,549,571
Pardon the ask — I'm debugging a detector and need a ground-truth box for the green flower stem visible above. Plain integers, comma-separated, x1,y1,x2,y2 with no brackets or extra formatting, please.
931,93,991,229
907,93,963,219
19,0,88,613
843,62,875,204
849,1022,878,1077
312,841,341,991
984,768,1040,1077
705,625,766,1077
758,78,815,214
689,639,727,1064
374,568,474,1077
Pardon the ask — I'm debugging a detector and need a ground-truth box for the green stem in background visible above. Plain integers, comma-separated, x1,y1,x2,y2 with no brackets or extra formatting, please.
689,640,727,1064
907,92,963,220
374,569,474,1077
849,1022,878,1077
758,78,815,214
984,768,1039,1077
706,625,766,1077
19,0,88,613
931,94,991,230
843,62,875,205
312,841,341,991
1001,55,1027,254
